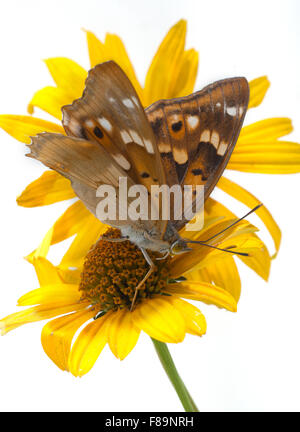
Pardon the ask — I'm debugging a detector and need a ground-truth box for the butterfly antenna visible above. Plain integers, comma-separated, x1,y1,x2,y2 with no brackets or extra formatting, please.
184,203,263,258
185,240,249,256
204,203,263,242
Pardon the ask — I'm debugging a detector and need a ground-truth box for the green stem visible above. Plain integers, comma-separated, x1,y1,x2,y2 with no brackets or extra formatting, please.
151,338,199,412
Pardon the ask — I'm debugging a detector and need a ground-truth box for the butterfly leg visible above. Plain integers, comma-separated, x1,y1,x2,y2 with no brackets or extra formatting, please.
100,236,129,243
130,247,156,312
156,249,170,260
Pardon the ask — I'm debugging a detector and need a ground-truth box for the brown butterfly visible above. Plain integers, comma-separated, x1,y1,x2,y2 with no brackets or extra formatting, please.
27,61,250,308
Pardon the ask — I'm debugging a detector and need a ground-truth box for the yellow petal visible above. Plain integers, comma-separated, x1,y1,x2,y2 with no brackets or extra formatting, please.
191,230,271,281
248,76,270,108
170,298,207,336
28,58,87,119
217,176,281,256
85,29,108,67
26,226,54,263
41,309,94,371
167,281,237,312
0,115,64,144
44,58,86,98
28,86,75,120
26,202,99,262
51,200,92,245
69,312,111,377
171,48,198,98
17,171,75,207
104,33,143,101
132,297,186,343
58,268,82,285
238,118,293,145
107,309,140,360
85,30,143,102
190,257,241,302
31,256,62,286
228,141,300,174
205,197,236,219
237,234,271,281
60,214,107,269
0,302,88,335
199,231,271,281
144,19,187,105
17,284,81,306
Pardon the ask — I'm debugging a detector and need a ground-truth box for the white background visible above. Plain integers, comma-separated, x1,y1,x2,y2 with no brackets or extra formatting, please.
0,0,299,412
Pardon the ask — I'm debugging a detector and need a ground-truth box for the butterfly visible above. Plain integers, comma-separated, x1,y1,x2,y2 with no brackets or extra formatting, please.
27,61,250,308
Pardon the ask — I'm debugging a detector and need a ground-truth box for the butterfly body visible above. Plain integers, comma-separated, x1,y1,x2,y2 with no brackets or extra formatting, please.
27,61,249,307
120,226,169,252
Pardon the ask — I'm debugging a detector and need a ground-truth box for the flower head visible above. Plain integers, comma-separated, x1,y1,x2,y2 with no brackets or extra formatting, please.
79,229,171,309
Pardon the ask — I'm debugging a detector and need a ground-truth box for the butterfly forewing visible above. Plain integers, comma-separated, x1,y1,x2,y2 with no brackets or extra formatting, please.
145,77,249,231
62,61,166,192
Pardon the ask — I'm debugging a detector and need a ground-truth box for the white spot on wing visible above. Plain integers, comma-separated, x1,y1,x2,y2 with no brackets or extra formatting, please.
120,130,132,144
132,96,139,106
158,142,171,153
211,131,219,149
123,98,135,109
218,141,227,156
173,148,188,164
144,139,154,154
113,154,131,171
68,119,81,135
170,114,180,122
129,130,143,147
63,112,70,126
85,119,95,128
200,130,211,143
98,117,112,133
187,115,199,130
227,106,237,116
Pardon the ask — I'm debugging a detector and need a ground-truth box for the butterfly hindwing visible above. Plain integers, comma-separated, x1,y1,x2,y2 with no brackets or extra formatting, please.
145,77,249,231
27,133,154,234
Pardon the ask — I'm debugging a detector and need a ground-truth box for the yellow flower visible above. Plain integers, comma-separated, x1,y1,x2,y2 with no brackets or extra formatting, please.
0,20,298,374
0,199,265,377
0,19,297,268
